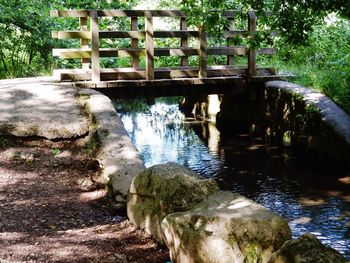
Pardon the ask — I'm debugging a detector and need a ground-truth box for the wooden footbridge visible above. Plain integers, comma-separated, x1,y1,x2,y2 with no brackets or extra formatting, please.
51,9,285,96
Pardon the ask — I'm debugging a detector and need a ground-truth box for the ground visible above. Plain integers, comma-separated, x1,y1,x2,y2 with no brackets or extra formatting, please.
0,140,169,263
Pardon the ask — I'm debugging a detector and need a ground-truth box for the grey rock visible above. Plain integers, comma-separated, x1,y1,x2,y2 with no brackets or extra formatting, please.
78,89,145,208
127,163,219,244
266,81,350,144
268,233,348,263
0,77,89,139
162,191,291,263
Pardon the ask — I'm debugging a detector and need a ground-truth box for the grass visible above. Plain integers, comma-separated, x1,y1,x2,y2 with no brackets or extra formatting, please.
274,61,350,113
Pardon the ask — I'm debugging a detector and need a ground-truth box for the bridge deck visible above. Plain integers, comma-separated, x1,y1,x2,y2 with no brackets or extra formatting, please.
72,75,285,88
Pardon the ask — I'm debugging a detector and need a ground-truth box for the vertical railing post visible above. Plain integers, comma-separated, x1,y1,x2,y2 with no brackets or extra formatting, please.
145,11,154,80
198,25,207,78
248,11,257,77
79,17,89,70
90,10,100,82
131,16,139,68
180,17,188,66
226,17,235,65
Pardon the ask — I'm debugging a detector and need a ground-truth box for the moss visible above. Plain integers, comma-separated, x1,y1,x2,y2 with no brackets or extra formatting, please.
85,130,101,157
75,93,91,103
0,136,8,147
245,243,262,263
51,148,61,156
75,93,103,158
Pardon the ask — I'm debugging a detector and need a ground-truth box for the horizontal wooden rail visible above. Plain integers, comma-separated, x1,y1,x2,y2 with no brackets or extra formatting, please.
52,30,277,40
51,9,277,82
53,47,276,58
50,10,239,18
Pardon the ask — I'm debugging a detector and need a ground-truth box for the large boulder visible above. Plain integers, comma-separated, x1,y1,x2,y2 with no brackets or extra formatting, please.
127,163,219,244
162,191,291,263
268,233,348,263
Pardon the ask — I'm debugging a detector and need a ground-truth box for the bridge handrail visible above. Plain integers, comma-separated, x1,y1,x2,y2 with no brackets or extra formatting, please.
51,9,276,82
50,10,239,18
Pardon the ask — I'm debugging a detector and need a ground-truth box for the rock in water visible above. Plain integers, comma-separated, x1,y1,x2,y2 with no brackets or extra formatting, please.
269,233,348,263
127,163,219,244
162,191,291,263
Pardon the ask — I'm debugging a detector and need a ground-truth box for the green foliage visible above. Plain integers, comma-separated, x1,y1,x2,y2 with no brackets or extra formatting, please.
181,0,229,32
0,0,138,78
51,148,61,156
0,136,8,147
11,151,21,161
275,17,350,112
0,0,53,78
86,132,100,157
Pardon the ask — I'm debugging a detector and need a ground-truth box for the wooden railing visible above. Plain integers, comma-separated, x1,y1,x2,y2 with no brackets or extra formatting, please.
51,10,276,82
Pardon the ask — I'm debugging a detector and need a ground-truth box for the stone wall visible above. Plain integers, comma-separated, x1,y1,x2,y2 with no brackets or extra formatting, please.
216,81,350,168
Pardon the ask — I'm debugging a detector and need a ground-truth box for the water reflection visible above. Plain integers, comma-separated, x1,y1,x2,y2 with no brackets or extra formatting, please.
117,99,222,176
115,98,350,259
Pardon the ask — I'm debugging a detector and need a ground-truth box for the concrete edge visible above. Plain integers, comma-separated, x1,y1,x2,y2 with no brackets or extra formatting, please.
265,81,350,145
77,89,145,209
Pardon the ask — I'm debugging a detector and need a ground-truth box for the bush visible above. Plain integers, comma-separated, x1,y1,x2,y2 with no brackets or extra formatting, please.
275,17,350,113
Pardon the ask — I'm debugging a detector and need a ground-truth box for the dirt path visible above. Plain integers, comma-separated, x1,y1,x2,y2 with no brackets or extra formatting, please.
0,145,169,263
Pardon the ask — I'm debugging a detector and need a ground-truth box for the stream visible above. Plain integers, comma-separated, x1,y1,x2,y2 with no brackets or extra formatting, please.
114,97,350,259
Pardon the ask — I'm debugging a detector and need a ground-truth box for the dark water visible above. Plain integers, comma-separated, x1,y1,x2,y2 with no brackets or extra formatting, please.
115,98,350,258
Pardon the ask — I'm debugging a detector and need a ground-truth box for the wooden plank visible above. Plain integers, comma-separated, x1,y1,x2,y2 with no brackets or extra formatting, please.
248,11,257,77
91,10,100,82
257,48,277,55
226,17,235,65
53,47,252,58
131,17,140,67
180,17,189,66
53,48,145,58
80,17,90,70
98,10,185,17
207,47,247,55
52,30,252,39
98,10,145,17
53,48,91,58
154,31,199,38
56,66,274,80
98,10,237,17
155,48,198,56
145,11,154,80
100,48,145,57
52,31,91,39
74,77,247,90
57,67,247,81
50,10,90,17
95,30,200,38
149,10,185,17
102,70,146,80
198,26,207,78
51,9,241,18
99,31,145,38
55,65,272,74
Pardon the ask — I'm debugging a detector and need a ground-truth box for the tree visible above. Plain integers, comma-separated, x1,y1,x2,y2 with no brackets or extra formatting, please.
0,0,138,78
179,0,350,42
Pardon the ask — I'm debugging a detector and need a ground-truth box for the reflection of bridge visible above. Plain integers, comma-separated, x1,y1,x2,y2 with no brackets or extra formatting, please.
51,9,286,93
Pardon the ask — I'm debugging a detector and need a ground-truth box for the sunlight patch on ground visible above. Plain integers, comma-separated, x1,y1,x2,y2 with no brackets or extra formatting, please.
79,189,107,202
